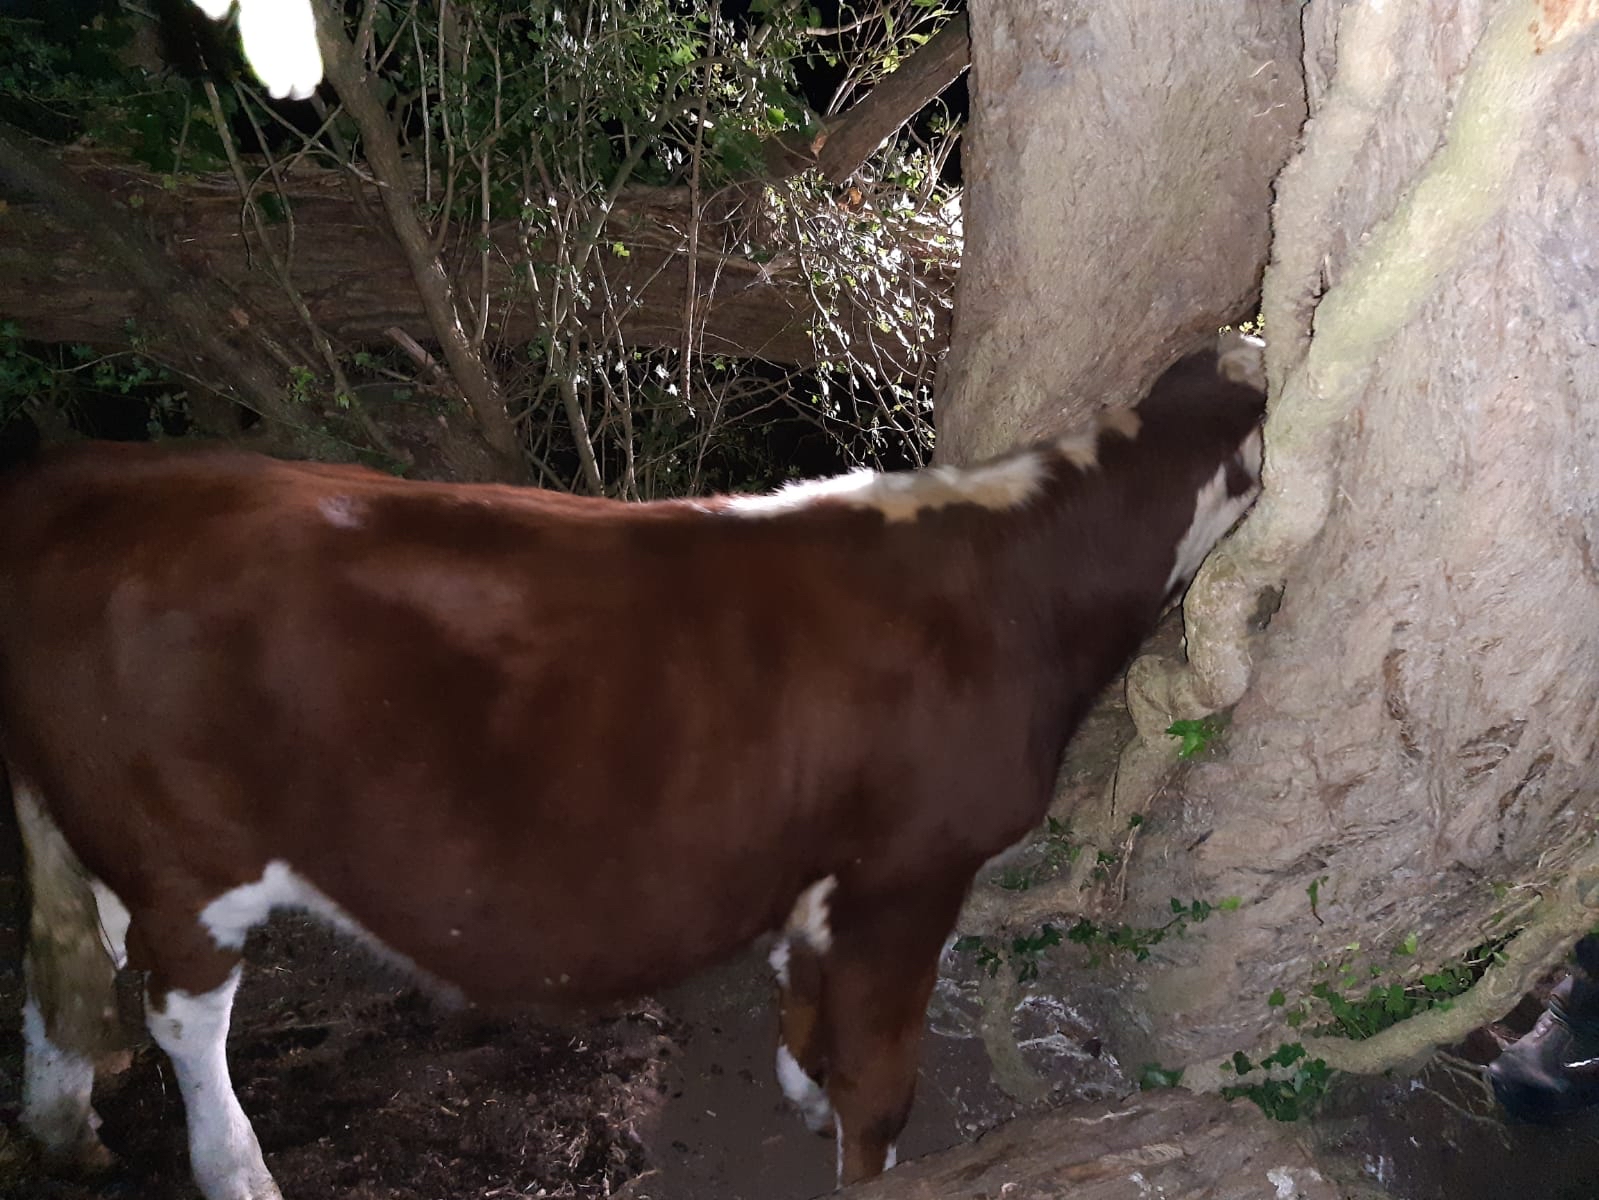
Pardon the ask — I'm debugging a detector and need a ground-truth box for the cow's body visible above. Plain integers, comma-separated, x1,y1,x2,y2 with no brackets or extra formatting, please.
5,352,1263,1199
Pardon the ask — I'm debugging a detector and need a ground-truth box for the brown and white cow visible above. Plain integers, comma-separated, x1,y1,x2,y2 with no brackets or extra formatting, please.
3,352,1263,1199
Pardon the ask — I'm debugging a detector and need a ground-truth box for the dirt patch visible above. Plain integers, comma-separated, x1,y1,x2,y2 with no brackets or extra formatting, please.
0,909,672,1200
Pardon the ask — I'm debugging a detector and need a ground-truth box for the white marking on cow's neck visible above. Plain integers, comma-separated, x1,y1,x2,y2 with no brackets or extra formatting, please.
728,454,1047,522
1165,426,1263,595
727,405,1140,521
783,875,838,952
775,1043,834,1133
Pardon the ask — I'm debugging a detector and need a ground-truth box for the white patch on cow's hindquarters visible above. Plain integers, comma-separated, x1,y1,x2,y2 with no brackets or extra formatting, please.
1164,426,1263,595
727,453,1045,523
317,495,363,529
885,1142,898,1170
783,876,838,953
776,1042,835,1133
20,995,101,1157
147,968,283,1200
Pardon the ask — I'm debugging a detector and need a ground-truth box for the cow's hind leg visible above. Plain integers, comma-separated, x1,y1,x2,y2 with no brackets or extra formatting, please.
820,878,967,1187
14,780,125,1171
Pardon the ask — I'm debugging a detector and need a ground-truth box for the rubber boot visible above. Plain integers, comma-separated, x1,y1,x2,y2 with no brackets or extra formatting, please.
1489,936,1599,1121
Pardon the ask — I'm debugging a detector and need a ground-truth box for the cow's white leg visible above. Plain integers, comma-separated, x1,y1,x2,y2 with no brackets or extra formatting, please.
146,967,282,1200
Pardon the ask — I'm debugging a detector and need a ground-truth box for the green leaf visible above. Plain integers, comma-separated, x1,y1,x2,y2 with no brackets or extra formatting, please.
1138,1063,1184,1090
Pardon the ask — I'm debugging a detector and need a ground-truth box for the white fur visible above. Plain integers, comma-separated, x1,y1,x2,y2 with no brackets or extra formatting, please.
200,860,360,951
729,456,1046,523
317,495,363,529
192,0,323,101
1165,426,1263,594
146,969,282,1200
767,937,791,989
91,880,131,968
885,1142,898,1170
20,996,100,1154
784,875,838,953
775,1043,834,1133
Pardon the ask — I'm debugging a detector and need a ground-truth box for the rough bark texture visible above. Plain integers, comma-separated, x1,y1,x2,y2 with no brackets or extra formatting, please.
1116,0,1599,1072
0,154,953,373
934,0,1305,465
836,1090,1351,1200
0,123,311,444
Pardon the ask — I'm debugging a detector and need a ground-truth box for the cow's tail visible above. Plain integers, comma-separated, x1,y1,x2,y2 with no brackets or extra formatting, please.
12,766,127,1167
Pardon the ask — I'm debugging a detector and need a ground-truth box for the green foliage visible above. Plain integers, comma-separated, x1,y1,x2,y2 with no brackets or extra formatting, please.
1166,715,1227,759
0,8,234,171
1229,936,1509,1124
954,925,1063,984
995,816,1079,891
1299,945,1489,1039
0,323,187,441
1138,1062,1184,1090
1065,896,1242,965
956,895,1243,980
1220,1042,1332,1122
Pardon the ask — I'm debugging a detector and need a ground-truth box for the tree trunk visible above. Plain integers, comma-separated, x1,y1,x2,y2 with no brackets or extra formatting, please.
1112,0,1599,1075
934,0,1305,464
836,1090,1354,1200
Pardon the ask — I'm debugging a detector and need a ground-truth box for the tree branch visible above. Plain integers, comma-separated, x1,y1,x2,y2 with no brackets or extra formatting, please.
312,0,524,480
816,14,969,185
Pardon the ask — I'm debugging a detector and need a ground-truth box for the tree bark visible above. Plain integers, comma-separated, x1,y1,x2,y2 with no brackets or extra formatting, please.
1115,0,1599,1073
0,121,306,443
0,155,955,375
935,0,1304,464
815,15,971,186
835,1090,1352,1200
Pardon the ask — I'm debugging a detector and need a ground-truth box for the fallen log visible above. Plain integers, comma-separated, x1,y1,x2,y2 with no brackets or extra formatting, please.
839,1091,1350,1200
0,148,955,370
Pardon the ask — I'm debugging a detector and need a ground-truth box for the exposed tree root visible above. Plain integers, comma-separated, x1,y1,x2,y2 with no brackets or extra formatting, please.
975,965,1050,1105
1179,844,1599,1090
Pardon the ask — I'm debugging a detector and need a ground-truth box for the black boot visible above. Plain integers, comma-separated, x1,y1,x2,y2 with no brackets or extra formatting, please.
1489,937,1599,1122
